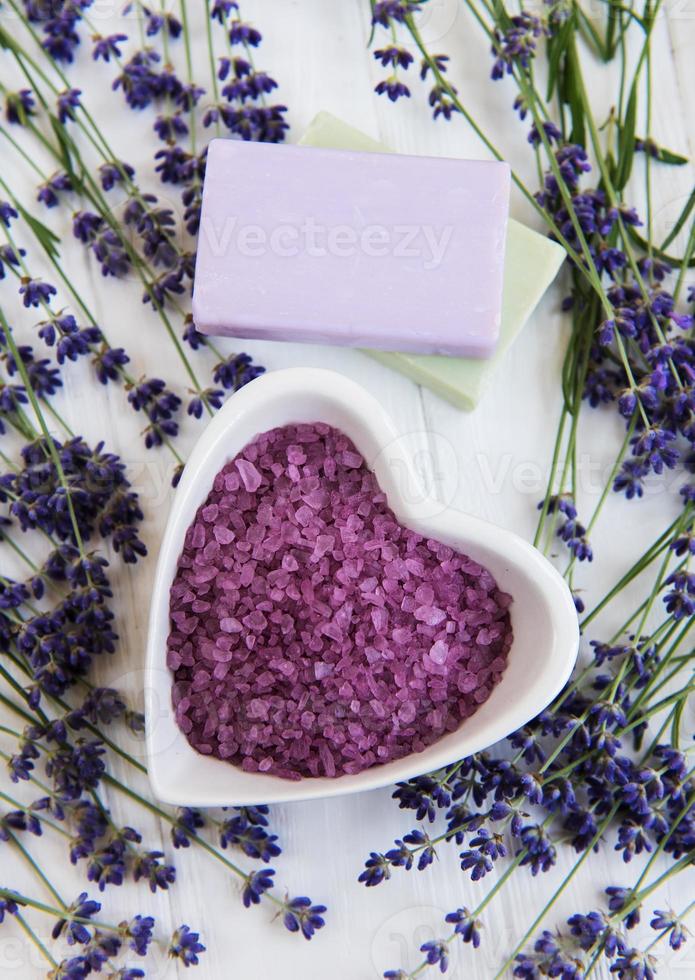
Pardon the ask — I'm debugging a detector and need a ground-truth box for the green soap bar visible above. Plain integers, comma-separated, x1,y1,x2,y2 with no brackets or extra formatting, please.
299,112,565,410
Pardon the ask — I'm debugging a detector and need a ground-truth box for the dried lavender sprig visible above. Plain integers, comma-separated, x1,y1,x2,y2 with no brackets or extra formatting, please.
475,1,692,488
1,76,261,432
0,884,201,962
504,80,650,421
2,645,148,776
0,399,146,572
0,202,185,464
383,729,692,980
0,789,70,838
3,6,264,315
2,11,267,410
383,853,526,979
645,899,695,955
0,9,183,261
520,789,695,979
476,0,685,394
0,308,88,561
0,94,211,426
0,109,212,421
498,751,695,976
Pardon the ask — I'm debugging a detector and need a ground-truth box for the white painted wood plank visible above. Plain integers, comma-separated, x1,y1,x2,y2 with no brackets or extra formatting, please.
0,1,692,978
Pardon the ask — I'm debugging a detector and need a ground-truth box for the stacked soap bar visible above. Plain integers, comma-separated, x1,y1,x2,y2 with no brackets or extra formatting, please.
299,113,566,410
193,138,510,358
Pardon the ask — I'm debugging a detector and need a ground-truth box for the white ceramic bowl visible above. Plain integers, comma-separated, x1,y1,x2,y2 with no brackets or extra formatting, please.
146,368,579,805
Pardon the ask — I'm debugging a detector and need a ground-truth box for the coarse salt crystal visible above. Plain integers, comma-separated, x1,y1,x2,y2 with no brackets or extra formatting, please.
236,458,262,492
168,422,513,781
214,525,235,545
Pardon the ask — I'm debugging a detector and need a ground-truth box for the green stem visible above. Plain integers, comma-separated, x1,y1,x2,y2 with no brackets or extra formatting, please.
14,911,57,968
580,515,681,627
0,790,70,838
0,887,123,935
8,830,65,906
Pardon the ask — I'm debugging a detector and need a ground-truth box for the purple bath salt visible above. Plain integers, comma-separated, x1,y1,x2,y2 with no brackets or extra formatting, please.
167,422,513,780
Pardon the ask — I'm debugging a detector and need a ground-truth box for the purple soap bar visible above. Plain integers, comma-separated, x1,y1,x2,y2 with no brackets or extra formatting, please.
193,139,510,358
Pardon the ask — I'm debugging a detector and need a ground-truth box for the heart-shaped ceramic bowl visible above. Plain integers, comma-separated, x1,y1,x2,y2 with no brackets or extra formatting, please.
146,367,579,805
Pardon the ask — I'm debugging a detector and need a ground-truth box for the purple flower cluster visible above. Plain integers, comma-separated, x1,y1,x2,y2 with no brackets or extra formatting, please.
367,674,694,957
5,9,270,444
219,806,281,862
370,5,460,119
491,13,545,79
126,376,181,448
0,867,201,976
372,1,419,28
0,317,147,707
1,689,324,937
4,88,35,125
5,432,145,559
21,0,89,64
202,53,287,144
511,899,690,979
542,495,593,562
72,211,131,278
37,171,73,209
530,140,694,502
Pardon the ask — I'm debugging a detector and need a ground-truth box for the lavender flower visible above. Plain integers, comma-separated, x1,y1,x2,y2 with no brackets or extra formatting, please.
37,172,73,208
445,907,482,948
168,924,205,967
0,201,18,227
371,1,418,28
5,89,35,125
212,352,264,390
72,212,131,278
127,377,181,448
132,850,176,892
218,812,280,861
491,14,544,79
122,915,155,956
650,909,690,951
52,893,101,945
375,78,411,102
0,894,20,921
420,939,450,973
242,867,275,906
19,277,57,308
91,31,126,63
282,897,327,940
57,88,81,123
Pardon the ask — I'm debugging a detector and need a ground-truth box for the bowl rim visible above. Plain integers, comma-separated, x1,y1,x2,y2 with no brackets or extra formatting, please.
145,367,579,805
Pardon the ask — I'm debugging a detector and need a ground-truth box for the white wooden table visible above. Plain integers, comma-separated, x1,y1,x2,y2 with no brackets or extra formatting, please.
1,1,693,977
